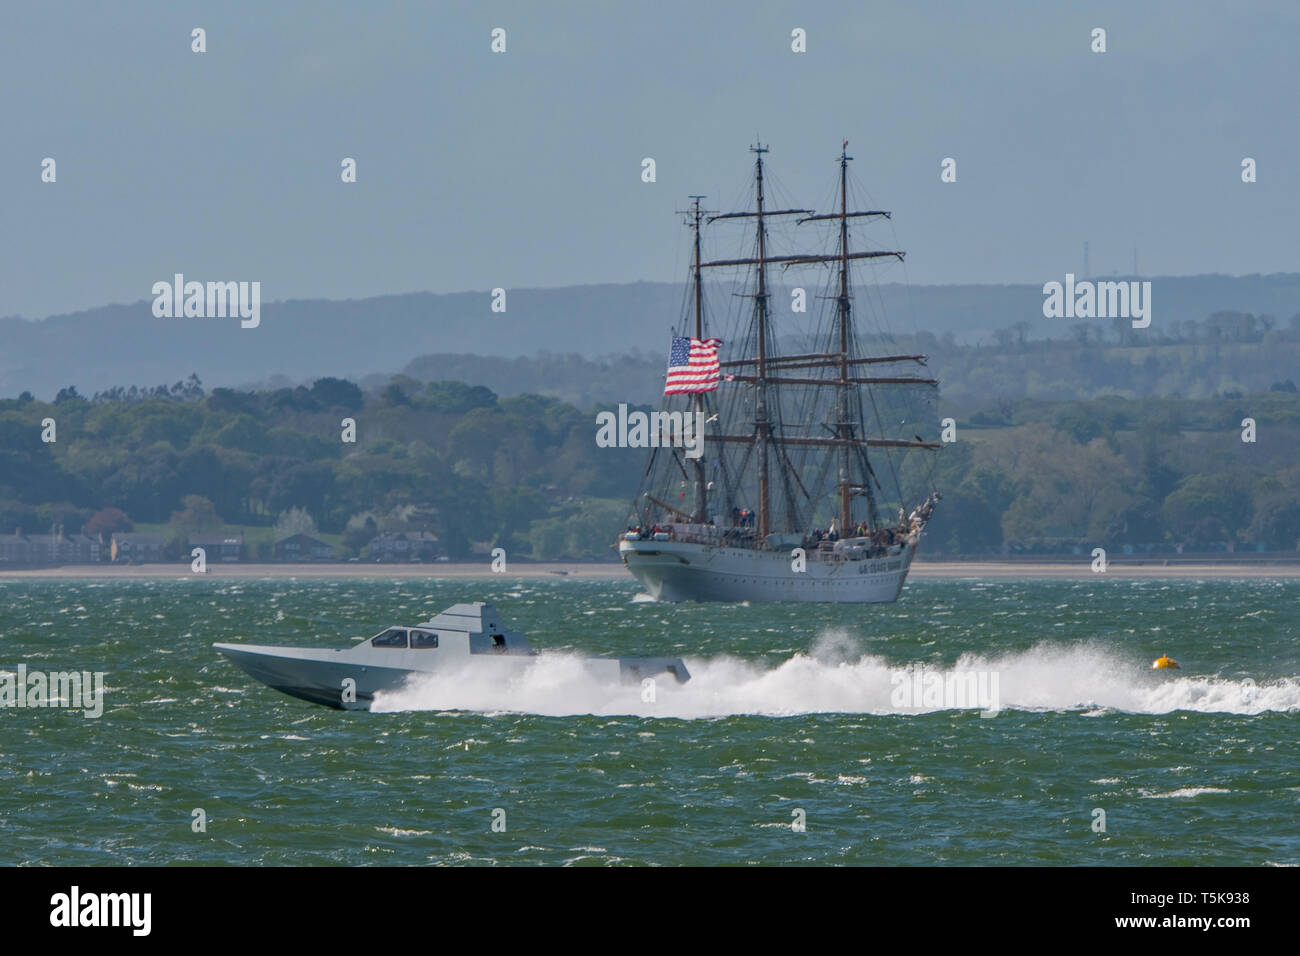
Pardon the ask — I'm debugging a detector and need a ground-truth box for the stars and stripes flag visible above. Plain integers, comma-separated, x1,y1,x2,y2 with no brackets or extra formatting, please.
664,336,723,395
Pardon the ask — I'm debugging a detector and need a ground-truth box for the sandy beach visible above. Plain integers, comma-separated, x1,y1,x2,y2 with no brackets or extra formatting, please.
2,560,1298,581
907,561,1300,580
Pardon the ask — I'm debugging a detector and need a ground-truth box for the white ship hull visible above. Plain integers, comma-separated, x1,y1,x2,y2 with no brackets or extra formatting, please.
619,536,917,603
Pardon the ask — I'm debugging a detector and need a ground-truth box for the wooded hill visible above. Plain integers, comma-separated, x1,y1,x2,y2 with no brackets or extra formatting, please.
3,372,1297,560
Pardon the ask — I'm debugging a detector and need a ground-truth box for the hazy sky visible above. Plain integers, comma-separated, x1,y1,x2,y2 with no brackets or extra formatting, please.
2,0,1295,319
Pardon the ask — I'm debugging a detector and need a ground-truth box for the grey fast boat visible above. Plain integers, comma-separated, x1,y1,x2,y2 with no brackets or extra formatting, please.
215,601,690,710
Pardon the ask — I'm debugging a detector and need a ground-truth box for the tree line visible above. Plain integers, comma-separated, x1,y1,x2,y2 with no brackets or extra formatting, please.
2,374,1298,559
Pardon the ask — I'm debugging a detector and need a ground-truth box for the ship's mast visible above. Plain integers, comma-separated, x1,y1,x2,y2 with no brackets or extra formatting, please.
829,142,881,533
837,143,853,534
688,195,708,523
752,145,772,540
693,141,939,541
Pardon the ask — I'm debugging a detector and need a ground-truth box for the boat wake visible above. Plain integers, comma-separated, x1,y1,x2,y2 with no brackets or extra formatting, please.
371,632,1300,719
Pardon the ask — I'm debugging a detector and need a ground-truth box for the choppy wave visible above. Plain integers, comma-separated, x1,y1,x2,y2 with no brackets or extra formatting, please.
372,632,1300,718
1143,787,1233,799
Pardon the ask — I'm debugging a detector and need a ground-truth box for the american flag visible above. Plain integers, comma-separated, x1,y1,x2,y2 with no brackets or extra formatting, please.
664,336,723,395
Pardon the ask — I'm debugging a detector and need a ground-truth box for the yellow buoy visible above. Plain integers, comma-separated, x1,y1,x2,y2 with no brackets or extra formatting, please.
1151,654,1180,670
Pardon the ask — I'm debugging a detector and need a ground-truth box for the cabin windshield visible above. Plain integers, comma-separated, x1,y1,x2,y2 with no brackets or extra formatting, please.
371,628,408,648
410,630,439,648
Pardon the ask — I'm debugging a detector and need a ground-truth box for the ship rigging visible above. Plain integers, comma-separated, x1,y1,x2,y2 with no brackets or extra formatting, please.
620,141,941,604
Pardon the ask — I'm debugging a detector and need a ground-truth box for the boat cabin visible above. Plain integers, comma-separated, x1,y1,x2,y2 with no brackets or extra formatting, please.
358,602,535,658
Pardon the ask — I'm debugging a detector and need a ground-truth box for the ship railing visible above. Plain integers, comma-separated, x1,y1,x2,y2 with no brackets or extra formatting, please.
623,524,911,557
664,523,726,546
806,537,905,562
623,524,728,547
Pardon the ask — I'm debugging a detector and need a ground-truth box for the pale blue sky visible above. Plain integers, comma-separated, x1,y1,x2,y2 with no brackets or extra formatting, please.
2,0,1295,319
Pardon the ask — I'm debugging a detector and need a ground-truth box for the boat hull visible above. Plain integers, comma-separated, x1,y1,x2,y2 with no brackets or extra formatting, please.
215,642,691,711
215,643,434,710
619,537,916,603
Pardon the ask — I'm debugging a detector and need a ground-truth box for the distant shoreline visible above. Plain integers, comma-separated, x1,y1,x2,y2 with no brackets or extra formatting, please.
2,561,1299,581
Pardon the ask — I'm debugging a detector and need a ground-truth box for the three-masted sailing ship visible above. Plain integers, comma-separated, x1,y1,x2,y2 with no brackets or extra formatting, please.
619,141,941,603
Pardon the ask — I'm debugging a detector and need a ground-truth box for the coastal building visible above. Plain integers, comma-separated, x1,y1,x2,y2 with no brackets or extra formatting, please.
111,533,165,563
0,530,27,565
367,531,442,562
189,533,244,562
0,529,103,566
273,533,336,562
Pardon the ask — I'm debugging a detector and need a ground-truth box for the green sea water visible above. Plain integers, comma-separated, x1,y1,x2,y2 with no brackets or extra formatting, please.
1,576,1297,866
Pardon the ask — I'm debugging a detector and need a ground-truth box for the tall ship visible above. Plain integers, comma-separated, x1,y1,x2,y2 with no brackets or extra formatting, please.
619,141,941,603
